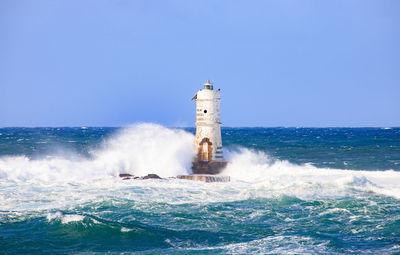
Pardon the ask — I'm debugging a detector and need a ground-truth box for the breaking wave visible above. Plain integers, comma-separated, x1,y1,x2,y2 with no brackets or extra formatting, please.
224,148,400,200
0,123,399,201
0,123,196,182
1,124,399,254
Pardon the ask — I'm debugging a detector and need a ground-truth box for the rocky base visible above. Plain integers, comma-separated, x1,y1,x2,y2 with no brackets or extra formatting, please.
191,160,228,175
119,173,162,180
119,171,231,183
177,174,230,182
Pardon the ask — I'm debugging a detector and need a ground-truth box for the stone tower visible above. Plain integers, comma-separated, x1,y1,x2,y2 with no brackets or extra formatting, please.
191,80,227,174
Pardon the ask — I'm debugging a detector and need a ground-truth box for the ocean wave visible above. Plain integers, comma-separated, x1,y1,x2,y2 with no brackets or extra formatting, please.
47,211,86,224
1,124,399,254
223,148,400,200
0,123,195,182
0,124,399,204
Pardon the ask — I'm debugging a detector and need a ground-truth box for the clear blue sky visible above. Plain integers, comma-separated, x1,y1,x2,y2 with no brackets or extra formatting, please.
1,0,399,127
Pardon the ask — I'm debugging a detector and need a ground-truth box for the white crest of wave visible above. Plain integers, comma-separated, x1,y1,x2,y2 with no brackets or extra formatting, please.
223,148,320,183
92,123,195,177
223,148,400,199
1,125,400,201
0,123,195,182
46,211,89,224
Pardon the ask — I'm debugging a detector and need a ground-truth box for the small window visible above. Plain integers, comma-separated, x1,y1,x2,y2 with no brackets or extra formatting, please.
204,110,207,113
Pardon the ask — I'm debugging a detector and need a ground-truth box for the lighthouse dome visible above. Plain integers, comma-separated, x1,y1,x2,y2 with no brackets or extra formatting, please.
203,80,213,90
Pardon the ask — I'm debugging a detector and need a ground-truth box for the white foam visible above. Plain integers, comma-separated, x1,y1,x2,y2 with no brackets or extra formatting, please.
46,211,86,224
181,235,330,254
222,148,400,200
92,123,195,177
61,214,85,224
1,124,400,217
46,211,63,221
121,227,133,232
318,208,352,216
0,123,195,182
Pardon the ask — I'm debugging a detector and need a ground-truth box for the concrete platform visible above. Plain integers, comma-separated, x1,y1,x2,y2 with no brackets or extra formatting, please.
177,174,230,183
192,161,228,175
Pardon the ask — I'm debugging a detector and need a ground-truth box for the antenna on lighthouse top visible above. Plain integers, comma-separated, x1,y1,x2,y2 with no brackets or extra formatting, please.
203,80,214,90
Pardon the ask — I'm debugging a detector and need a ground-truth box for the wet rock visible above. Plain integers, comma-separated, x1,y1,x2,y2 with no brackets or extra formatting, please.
119,173,162,180
119,173,134,180
142,174,161,179
119,173,134,178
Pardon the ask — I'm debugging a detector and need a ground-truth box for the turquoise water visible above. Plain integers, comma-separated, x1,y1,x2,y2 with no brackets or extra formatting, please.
0,124,400,254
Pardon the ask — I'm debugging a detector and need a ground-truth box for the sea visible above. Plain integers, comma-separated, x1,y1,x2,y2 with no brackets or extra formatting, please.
1,124,400,254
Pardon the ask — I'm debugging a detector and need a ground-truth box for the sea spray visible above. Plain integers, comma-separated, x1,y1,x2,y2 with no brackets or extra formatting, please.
0,123,195,182
1,125,400,200
93,123,196,177
223,147,400,200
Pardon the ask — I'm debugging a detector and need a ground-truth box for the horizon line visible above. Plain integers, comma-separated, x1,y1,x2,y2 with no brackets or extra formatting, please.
0,125,399,129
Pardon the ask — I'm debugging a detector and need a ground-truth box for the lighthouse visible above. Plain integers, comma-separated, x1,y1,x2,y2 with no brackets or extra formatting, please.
120,79,229,182
191,80,227,174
